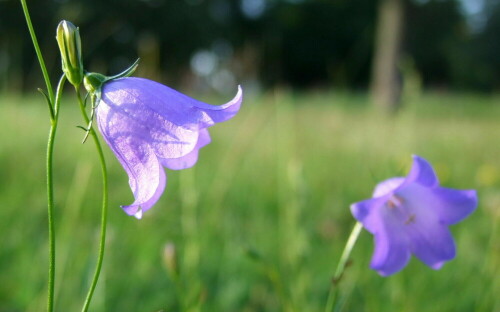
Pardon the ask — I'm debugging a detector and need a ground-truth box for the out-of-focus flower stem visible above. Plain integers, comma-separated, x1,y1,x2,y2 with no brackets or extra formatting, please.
76,89,109,312
324,221,363,312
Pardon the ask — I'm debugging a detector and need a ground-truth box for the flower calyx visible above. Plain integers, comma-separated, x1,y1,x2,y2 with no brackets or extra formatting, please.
83,59,140,97
79,59,139,144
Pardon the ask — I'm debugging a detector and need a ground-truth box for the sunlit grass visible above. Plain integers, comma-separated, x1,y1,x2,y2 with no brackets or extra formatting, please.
0,91,498,311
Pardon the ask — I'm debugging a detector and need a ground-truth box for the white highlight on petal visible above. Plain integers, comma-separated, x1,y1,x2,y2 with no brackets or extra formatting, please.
134,208,143,219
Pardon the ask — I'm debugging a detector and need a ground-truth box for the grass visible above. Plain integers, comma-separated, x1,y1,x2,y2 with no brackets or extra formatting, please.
0,90,498,311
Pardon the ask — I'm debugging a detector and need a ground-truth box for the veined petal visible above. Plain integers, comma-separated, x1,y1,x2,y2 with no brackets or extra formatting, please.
161,129,211,170
122,166,166,219
100,83,200,159
101,133,165,218
96,77,242,217
102,78,241,129
403,155,439,188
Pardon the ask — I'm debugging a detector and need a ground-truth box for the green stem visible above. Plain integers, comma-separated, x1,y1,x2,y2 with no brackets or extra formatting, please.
44,74,66,312
19,0,55,103
19,3,65,311
76,90,109,312
324,222,363,312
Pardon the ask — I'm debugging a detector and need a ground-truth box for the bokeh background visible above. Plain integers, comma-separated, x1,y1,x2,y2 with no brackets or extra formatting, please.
0,0,499,311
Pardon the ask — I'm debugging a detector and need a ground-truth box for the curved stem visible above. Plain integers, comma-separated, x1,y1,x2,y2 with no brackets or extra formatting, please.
76,90,109,312
45,74,66,312
324,222,363,312
19,0,55,103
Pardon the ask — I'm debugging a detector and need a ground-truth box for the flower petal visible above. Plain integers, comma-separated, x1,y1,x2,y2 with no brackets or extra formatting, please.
352,195,411,275
408,223,455,269
161,129,211,170
97,77,242,217
351,196,388,233
431,188,477,225
100,82,200,159
190,85,243,125
372,177,405,198
103,78,241,128
122,165,166,219
370,222,411,276
100,78,241,159
97,108,166,218
396,184,456,268
113,135,165,218
404,155,439,188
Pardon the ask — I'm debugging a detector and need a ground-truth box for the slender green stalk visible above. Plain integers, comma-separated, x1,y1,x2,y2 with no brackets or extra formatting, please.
76,90,109,312
43,74,66,312
324,222,363,312
19,0,55,103
20,2,67,310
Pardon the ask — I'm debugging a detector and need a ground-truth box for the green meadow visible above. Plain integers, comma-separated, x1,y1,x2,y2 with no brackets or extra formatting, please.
0,91,498,311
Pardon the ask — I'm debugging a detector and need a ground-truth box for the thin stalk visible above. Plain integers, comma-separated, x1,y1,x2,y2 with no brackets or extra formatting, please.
324,222,363,312
20,2,64,311
44,74,66,312
19,0,55,103
76,90,109,312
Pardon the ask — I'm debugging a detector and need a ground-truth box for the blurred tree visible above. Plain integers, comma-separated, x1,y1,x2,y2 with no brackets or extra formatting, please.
470,0,500,90
0,0,495,93
261,0,377,88
0,0,61,90
405,0,469,88
370,0,404,111
369,0,472,110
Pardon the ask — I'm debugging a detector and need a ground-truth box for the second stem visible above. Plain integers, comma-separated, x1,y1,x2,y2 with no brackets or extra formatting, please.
324,221,363,312
76,90,109,312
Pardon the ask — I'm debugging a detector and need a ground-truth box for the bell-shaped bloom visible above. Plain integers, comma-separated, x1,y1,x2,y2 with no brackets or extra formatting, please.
351,155,477,276
96,77,242,219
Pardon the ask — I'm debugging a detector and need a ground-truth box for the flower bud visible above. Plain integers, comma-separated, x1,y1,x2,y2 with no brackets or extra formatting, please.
163,243,179,280
56,20,84,86
162,243,178,279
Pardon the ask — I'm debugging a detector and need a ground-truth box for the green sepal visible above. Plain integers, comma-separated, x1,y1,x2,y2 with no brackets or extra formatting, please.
83,59,140,97
83,73,106,96
37,88,55,121
108,58,140,80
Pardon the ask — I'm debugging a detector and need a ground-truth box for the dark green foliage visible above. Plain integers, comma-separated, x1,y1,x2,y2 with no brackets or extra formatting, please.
1,0,500,91
405,0,466,86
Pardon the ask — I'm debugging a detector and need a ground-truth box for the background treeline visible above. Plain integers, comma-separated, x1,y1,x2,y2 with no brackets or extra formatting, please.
1,0,500,92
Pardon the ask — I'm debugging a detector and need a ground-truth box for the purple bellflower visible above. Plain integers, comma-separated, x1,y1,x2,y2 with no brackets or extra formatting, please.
86,72,241,219
350,155,477,276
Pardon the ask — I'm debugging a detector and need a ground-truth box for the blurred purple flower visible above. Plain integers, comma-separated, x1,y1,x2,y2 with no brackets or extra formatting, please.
351,155,477,276
96,77,242,219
